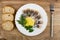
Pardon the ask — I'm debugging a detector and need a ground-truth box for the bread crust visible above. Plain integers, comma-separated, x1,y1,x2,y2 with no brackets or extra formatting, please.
2,6,15,31
2,6,15,14
2,14,14,21
2,21,14,31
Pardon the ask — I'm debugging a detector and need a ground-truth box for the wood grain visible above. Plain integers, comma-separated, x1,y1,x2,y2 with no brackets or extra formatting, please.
53,2,60,40
0,0,60,40
0,1,50,40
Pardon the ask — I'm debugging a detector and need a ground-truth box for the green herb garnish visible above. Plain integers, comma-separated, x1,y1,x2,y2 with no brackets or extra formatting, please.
25,26,34,32
29,28,34,32
17,15,26,26
17,15,34,32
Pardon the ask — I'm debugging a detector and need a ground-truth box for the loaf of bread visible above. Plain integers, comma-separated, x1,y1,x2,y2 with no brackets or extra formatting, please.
2,21,14,31
2,6,15,14
2,14,14,21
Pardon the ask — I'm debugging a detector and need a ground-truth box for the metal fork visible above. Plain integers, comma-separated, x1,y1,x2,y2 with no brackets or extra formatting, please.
50,3,54,38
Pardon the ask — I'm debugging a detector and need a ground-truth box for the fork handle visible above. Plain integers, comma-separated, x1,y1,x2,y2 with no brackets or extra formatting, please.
50,12,54,38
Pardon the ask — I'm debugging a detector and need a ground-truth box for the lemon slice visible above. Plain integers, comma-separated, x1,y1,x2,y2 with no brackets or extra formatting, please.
25,17,35,26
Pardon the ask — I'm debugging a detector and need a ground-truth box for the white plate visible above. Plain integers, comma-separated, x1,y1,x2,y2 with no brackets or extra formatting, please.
15,3,48,36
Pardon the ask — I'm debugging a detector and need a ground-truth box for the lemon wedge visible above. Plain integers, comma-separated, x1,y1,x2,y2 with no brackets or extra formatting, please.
25,17,35,26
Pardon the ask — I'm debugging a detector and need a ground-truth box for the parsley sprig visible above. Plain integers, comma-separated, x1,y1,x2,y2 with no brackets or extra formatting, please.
17,15,34,32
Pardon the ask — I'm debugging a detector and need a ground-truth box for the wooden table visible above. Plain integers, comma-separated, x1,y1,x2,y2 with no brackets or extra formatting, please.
0,0,60,40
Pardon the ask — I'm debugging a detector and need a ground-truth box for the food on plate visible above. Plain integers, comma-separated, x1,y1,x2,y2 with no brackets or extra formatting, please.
25,17,35,26
2,14,14,21
2,21,14,31
17,9,43,32
2,6,15,14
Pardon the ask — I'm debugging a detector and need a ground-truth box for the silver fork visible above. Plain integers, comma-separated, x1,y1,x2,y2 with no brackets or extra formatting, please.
50,3,54,38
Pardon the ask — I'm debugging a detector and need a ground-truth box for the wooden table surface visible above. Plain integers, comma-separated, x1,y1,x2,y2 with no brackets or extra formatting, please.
0,0,60,40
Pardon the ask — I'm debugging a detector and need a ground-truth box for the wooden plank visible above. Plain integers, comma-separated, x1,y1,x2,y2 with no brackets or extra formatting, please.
0,0,50,2
53,2,60,40
0,1,50,40
0,0,60,40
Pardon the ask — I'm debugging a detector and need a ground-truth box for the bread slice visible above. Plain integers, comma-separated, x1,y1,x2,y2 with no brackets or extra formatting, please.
2,6,15,14
2,21,14,31
2,14,14,21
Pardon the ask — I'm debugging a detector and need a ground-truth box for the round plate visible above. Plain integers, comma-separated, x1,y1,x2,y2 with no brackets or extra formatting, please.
15,3,48,36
